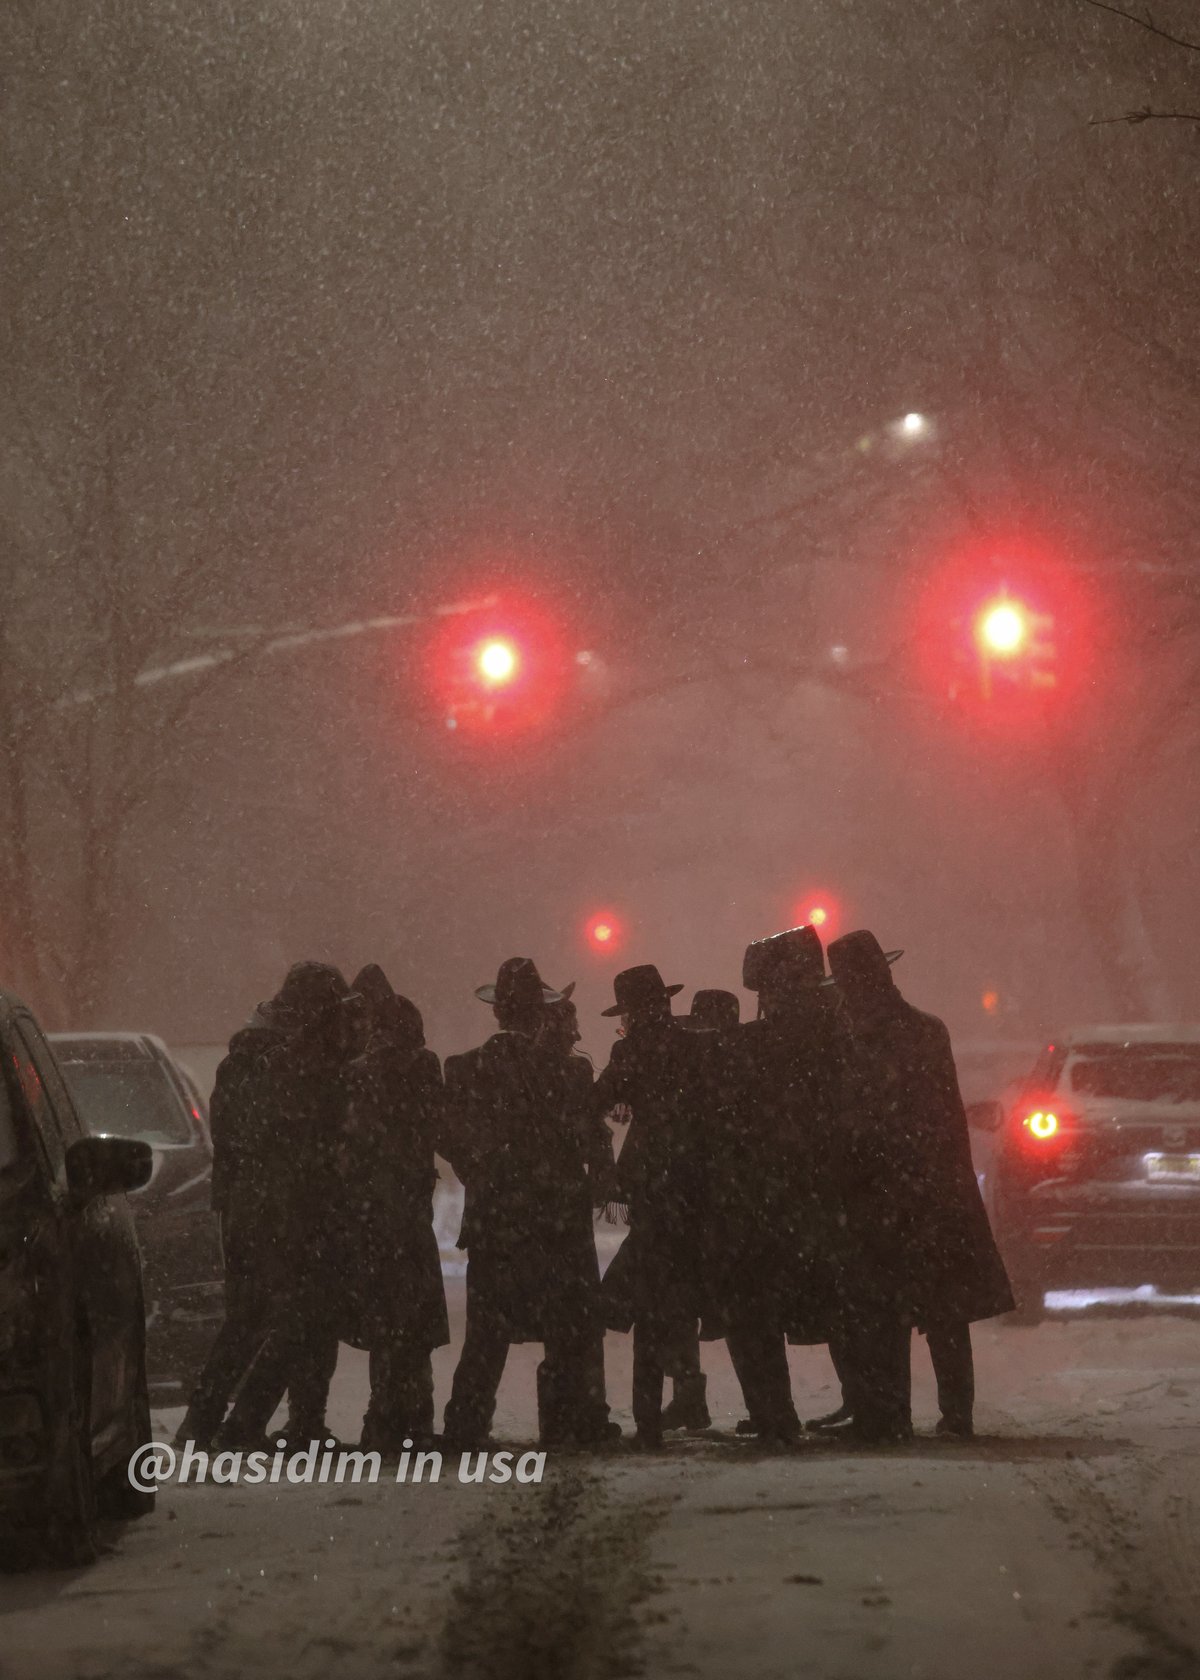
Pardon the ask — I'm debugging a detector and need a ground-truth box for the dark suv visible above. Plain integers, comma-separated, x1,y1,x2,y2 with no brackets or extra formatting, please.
978,1024,1200,1320
0,993,155,1567
49,1034,224,1391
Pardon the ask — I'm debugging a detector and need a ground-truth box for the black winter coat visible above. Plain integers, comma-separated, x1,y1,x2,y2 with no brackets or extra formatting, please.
335,1038,450,1352
592,1019,712,1339
709,1001,854,1345
208,1024,285,1224
252,1033,356,1326
845,996,1014,1327
442,1031,601,1343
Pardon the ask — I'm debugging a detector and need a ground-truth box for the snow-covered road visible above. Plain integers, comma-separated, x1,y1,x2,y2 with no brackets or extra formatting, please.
4,1288,1200,1679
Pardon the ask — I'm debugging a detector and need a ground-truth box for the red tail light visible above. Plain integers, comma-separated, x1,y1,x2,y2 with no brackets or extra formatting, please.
1018,1103,1073,1143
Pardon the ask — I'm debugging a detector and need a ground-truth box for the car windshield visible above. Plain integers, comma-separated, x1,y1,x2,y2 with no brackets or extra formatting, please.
1069,1051,1200,1104
57,1060,193,1146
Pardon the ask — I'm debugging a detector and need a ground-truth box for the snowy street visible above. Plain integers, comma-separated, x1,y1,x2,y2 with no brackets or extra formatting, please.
3,1285,1198,1680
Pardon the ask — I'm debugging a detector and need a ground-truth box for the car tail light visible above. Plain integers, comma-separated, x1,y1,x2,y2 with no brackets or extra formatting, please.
1019,1103,1072,1143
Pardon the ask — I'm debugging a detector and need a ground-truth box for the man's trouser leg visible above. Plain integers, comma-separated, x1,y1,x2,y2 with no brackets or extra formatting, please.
365,1345,437,1446
847,1315,912,1440
179,1266,269,1444
538,1318,609,1443
925,1319,974,1433
631,1320,667,1440
444,1312,509,1444
285,1329,340,1436
727,1318,799,1440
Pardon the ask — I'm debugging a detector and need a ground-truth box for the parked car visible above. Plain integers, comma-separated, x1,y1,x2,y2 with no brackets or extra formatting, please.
0,992,155,1567
49,1033,224,1391
972,1023,1200,1321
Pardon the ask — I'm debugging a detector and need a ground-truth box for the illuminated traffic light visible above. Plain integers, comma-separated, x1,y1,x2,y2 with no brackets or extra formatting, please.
794,895,837,937
428,599,572,738
475,638,519,686
977,599,1029,658
585,911,622,953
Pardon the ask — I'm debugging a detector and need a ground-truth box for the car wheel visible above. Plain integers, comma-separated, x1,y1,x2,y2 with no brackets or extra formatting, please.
42,1336,97,1568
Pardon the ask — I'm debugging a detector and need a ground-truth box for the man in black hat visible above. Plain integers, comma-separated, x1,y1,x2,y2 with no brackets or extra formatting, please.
711,927,851,1445
341,965,450,1451
826,930,1014,1438
591,964,712,1449
441,959,609,1449
215,960,363,1447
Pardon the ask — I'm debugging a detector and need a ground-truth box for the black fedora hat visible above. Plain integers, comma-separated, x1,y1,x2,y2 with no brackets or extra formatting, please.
742,925,826,993
686,988,741,1032
823,930,903,989
601,964,684,1018
475,956,563,1008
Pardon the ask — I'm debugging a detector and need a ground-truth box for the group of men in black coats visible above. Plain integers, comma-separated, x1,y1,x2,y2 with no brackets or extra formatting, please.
178,923,1013,1454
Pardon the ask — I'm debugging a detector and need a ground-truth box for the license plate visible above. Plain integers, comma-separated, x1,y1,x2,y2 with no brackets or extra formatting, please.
1145,1153,1200,1182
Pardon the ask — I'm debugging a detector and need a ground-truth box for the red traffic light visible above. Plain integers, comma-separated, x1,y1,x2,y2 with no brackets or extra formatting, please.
475,638,520,686
794,895,837,937
976,599,1029,658
585,911,622,953
428,599,571,738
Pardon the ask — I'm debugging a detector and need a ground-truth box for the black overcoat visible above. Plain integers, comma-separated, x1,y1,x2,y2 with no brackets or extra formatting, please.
335,1038,451,1353
442,1031,601,1343
847,997,1014,1327
592,1019,712,1340
708,1001,853,1345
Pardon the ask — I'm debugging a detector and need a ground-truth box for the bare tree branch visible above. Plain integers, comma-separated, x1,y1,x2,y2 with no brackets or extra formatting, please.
1090,106,1200,123
1083,1,1200,54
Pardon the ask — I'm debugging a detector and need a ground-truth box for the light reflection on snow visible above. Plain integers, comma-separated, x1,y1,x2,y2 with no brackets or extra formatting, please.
1046,1285,1200,1310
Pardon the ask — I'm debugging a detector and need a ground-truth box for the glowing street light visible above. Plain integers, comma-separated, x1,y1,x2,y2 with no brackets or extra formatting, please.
900,411,928,438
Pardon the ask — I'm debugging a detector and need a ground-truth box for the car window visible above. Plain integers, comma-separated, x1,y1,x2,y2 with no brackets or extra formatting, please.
17,1021,84,1146
1070,1051,1200,1104
9,1027,67,1182
57,1058,194,1146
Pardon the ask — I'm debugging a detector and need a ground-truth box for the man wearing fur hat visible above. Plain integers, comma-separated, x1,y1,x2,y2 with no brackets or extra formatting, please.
441,959,608,1449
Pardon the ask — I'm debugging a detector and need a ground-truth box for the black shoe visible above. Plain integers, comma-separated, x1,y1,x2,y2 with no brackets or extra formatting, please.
662,1375,711,1431
935,1417,974,1439
631,1427,663,1451
805,1405,852,1431
735,1418,759,1436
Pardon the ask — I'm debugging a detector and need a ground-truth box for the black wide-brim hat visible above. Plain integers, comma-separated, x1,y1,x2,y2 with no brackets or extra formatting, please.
822,930,903,988
601,963,684,1017
743,925,826,992
475,956,563,1007
685,988,741,1032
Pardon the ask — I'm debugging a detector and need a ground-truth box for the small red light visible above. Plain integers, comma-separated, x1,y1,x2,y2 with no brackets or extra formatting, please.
808,906,829,928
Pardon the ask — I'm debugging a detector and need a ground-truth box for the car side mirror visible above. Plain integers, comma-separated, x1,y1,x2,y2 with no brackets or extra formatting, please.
965,1100,1004,1133
66,1135,153,1203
